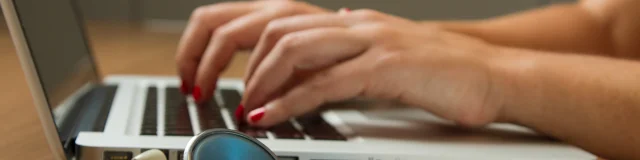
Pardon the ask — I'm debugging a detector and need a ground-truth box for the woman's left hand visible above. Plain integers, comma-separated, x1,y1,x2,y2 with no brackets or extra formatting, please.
242,9,508,128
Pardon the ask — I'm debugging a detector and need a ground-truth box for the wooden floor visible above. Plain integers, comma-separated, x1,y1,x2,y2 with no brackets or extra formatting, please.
0,21,248,159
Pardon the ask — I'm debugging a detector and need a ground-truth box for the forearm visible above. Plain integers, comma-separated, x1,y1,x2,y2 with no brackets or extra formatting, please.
427,3,613,56
491,47,640,159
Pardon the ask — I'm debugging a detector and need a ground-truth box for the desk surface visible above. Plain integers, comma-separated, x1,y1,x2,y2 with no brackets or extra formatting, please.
0,22,249,159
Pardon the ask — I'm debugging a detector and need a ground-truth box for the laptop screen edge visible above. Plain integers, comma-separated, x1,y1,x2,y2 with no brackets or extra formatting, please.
0,0,105,159
0,0,68,159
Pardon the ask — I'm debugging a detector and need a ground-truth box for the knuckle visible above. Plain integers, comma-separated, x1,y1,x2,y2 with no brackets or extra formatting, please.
264,1,300,15
275,33,303,56
190,2,238,24
353,9,385,21
213,25,238,41
266,0,300,13
190,6,212,22
268,0,319,15
190,6,225,28
263,20,289,42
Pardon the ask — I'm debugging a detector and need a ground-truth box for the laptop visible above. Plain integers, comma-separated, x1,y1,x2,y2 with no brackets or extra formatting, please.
1,0,596,159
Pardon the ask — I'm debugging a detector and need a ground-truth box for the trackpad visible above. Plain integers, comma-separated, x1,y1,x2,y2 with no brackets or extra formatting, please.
338,107,555,144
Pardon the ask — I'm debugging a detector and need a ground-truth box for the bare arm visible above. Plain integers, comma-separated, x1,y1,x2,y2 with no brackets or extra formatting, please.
428,1,640,158
434,0,640,58
176,1,640,159
491,46,640,159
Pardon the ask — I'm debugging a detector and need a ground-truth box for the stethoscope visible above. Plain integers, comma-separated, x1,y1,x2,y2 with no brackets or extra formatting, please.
133,129,277,160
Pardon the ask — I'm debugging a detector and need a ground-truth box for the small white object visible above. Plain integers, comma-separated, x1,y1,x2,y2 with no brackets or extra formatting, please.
133,149,167,160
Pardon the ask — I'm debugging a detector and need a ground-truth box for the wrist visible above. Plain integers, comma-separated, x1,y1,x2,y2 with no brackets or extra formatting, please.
484,46,539,124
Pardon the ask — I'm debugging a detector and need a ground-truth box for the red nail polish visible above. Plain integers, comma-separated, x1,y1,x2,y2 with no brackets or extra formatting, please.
249,108,265,123
192,86,202,102
234,104,244,122
180,81,188,94
343,8,351,12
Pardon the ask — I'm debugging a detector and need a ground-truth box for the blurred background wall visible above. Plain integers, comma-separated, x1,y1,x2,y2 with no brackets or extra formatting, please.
3,0,577,32
79,0,577,20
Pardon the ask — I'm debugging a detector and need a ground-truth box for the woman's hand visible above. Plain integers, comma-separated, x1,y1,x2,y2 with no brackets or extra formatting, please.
176,0,329,103
242,9,508,128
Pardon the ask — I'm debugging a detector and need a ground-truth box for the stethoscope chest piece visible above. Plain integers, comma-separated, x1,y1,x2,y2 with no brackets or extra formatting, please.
183,129,277,160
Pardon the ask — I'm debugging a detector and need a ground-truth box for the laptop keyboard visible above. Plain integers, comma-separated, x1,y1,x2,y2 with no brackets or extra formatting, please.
140,86,347,141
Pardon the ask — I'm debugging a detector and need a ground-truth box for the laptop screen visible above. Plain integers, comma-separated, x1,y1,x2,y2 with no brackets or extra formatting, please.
13,0,99,107
11,0,99,156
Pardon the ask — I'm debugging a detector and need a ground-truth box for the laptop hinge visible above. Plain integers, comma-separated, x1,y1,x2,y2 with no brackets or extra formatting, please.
57,84,118,157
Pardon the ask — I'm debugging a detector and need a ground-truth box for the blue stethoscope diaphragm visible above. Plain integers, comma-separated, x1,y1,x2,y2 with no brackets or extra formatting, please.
183,129,277,160
133,129,277,160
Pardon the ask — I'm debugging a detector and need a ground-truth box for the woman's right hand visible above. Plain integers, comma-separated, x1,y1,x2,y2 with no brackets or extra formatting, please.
175,0,329,103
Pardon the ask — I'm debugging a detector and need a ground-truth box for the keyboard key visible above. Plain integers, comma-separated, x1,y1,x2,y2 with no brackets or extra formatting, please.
165,130,195,136
220,89,241,110
165,87,194,136
220,89,245,128
141,123,157,129
269,121,304,139
164,125,192,130
197,101,227,130
166,87,186,104
140,128,157,136
140,87,158,135
238,125,267,138
295,112,346,141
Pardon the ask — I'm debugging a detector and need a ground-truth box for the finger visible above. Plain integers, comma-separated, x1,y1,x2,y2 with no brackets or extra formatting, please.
243,10,384,85
193,8,307,103
176,2,254,93
243,28,371,110
246,58,369,127
243,8,393,86
337,7,351,14
244,13,349,84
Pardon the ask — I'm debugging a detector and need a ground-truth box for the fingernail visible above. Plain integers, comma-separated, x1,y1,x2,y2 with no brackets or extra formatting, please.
180,81,188,94
339,7,351,14
192,86,202,102
234,104,245,122
248,107,265,123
